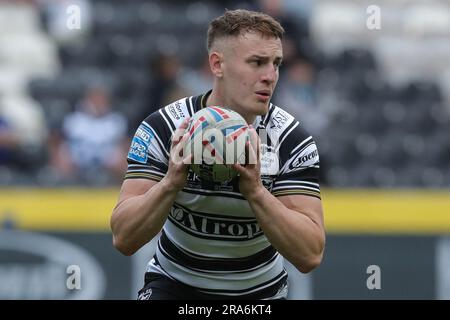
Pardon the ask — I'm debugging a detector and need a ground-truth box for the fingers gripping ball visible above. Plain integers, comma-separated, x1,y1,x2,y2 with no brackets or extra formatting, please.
183,106,249,182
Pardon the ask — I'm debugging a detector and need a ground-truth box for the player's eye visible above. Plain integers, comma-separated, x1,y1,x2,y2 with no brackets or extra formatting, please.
251,60,262,66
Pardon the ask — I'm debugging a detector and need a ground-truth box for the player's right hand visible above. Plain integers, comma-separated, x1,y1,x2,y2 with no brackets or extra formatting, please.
164,117,192,192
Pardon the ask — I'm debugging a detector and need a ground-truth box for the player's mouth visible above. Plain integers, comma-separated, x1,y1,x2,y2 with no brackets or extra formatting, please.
255,90,271,101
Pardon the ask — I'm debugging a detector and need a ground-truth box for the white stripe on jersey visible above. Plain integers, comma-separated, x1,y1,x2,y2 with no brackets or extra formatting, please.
274,180,320,188
157,240,278,274
195,271,287,297
164,98,192,129
142,121,170,158
154,248,286,293
272,185,320,193
147,258,287,299
262,281,288,300
146,258,174,279
187,96,195,116
126,166,165,178
158,109,174,134
290,135,313,156
275,121,299,152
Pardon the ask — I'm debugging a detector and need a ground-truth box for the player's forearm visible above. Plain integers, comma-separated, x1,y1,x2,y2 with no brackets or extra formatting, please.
247,187,325,273
111,178,179,255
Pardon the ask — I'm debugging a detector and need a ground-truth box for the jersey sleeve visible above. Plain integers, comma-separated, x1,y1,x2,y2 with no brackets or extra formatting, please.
272,124,321,199
124,111,171,182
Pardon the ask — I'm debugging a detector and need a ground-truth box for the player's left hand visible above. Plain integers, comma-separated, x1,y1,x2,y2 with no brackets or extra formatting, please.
233,125,264,200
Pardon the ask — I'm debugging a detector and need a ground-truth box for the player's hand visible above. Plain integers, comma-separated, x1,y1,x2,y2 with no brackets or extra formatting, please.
232,125,264,199
164,117,192,192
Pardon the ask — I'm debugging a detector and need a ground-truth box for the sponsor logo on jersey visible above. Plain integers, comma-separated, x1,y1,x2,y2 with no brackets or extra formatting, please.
260,150,279,176
261,177,274,191
136,126,151,142
168,206,262,240
128,125,153,163
137,288,153,300
287,143,319,171
168,101,185,120
270,110,289,132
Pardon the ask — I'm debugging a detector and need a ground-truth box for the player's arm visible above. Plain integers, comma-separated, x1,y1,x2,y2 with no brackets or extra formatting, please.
234,126,325,273
110,119,191,256
111,178,177,256
245,190,325,273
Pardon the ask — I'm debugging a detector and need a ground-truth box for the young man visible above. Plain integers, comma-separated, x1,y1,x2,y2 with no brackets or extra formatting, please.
111,9,325,300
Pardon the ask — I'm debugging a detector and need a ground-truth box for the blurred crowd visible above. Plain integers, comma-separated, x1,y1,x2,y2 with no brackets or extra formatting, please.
0,0,449,188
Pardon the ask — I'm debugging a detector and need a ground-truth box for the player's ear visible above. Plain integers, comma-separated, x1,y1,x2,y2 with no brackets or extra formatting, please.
209,51,223,78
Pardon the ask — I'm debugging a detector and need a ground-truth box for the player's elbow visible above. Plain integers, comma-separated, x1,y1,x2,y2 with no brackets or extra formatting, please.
298,232,326,273
295,244,324,273
113,235,137,256
297,254,323,273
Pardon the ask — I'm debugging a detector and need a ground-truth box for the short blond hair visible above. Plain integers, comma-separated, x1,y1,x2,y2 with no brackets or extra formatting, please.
207,9,284,51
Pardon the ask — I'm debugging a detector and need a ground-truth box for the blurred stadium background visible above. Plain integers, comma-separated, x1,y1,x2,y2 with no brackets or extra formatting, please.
0,0,449,299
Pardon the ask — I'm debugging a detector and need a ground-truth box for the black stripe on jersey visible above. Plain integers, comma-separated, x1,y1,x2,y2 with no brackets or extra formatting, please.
142,113,169,137
191,90,212,112
289,136,313,157
128,163,166,173
124,173,162,182
201,90,211,109
279,140,316,172
158,231,277,272
126,158,167,172
262,104,276,127
200,92,207,109
256,126,274,148
279,167,320,182
272,177,321,198
192,93,202,112
273,184,320,194
277,120,298,149
127,157,168,173
185,97,195,117
125,164,166,181
148,153,168,165
272,188,321,196
159,107,176,132
279,142,318,175
273,180,320,187
181,187,246,200
141,113,171,157
273,188,321,198
149,256,287,299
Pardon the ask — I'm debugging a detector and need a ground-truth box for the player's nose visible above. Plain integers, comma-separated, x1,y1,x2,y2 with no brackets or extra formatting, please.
261,66,277,84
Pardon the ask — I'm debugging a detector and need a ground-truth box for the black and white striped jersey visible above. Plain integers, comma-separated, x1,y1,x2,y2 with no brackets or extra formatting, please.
126,91,321,299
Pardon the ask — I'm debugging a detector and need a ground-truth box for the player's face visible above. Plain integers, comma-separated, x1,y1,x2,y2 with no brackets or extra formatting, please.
222,32,282,120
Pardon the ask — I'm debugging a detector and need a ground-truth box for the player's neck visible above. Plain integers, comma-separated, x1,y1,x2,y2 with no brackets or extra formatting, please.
207,90,256,125
206,88,225,109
